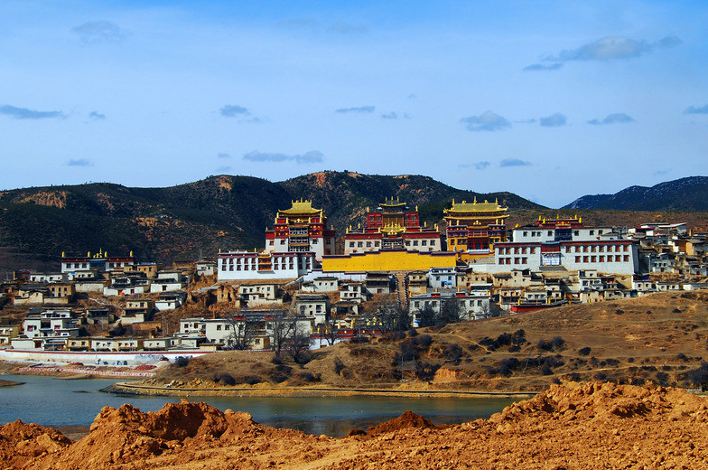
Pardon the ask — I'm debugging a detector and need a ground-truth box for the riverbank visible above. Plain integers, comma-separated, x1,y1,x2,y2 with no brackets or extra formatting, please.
1,360,157,379
107,380,536,399
2,381,706,469
0,378,23,387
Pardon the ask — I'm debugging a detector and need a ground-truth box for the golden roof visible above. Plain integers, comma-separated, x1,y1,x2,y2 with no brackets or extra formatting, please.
278,199,322,216
444,197,508,214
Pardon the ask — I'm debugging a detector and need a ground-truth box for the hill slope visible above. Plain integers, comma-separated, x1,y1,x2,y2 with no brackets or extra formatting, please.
564,176,708,211
0,171,541,269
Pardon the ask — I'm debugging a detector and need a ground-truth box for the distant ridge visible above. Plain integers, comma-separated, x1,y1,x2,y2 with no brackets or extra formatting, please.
0,171,541,265
563,176,708,211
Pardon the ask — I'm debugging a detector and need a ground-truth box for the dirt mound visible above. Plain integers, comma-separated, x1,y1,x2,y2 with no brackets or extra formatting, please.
0,420,71,469
31,401,262,469
3,382,706,469
367,410,435,436
491,381,707,426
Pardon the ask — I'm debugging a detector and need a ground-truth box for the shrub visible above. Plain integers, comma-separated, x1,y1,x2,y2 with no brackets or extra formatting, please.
578,346,592,356
334,358,346,375
297,371,321,382
269,370,290,383
537,339,554,351
443,344,463,364
566,372,581,381
497,357,520,376
551,336,566,351
271,355,283,365
398,341,419,363
684,362,708,389
615,308,624,315
594,372,608,381
242,375,262,385
631,377,645,386
415,361,440,381
407,328,418,337
212,373,236,386
672,307,682,313
541,365,554,376
655,372,670,386
413,334,433,349
173,356,190,368
508,344,521,353
627,357,635,363
676,353,688,361
605,358,620,367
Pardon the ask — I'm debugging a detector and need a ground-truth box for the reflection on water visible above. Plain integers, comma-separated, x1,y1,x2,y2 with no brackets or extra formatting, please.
0,374,517,437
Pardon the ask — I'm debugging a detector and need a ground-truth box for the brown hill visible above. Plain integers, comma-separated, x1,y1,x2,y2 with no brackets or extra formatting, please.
151,291,708,393
0,171,540,271
4,382,706,469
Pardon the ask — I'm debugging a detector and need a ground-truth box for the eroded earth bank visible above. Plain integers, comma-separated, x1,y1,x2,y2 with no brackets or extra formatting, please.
1,381,706,470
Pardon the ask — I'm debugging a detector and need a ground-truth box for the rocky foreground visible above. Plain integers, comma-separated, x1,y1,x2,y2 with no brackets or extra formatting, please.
1,382,706,469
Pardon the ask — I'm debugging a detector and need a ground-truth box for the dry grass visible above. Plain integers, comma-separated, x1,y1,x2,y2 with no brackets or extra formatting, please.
154,291,707,392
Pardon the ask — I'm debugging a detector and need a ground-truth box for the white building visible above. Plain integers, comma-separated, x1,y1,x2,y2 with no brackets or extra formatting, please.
238,283,282,307
22,309,80,339
155,291,186,311
428,267,456,289
479,239,638,275
409,290,496,327
217,251,315,281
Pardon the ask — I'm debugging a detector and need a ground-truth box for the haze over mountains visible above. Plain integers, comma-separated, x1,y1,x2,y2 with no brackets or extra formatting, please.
0,172,705,270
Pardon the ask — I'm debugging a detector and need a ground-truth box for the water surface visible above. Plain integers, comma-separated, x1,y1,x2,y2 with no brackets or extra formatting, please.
0,374,516,436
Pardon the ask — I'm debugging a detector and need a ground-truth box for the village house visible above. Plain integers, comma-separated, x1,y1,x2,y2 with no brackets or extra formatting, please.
300,276,339,293
21,308,80,339
364,272,394,295
28,273,64,283
339,282,369,303
150,271,187,293
405,271,429,296
155,291,186,311
0,325,20,345
120,298,155,324
85,307,114,326
238,283,283,307
74,277,106,293
12,285,50,305
103,274,149,297
409,290,496,326
134,262,159,279
428,267,456,290
293,293,329,325
196,261,216,277
143,337,176,350
66,338,91,351
655,280,682,292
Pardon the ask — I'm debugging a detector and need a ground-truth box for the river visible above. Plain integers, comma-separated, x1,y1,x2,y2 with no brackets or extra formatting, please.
0,375,517,436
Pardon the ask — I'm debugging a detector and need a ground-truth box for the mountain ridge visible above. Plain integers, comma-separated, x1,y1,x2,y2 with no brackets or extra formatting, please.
564,176,708,211
0,171,541,267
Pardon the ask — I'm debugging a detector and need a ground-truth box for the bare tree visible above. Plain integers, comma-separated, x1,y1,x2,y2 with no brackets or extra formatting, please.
376,300,410,334
438,298,460,325
226,316,255,350
270,314,295,358
286,319,311,363
321,316,340,347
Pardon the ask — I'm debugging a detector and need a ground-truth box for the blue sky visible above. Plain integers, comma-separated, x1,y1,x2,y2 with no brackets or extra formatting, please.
1,0,707,207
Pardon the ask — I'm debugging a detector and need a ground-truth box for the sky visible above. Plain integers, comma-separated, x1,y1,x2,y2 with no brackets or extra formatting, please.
1,0,707,207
